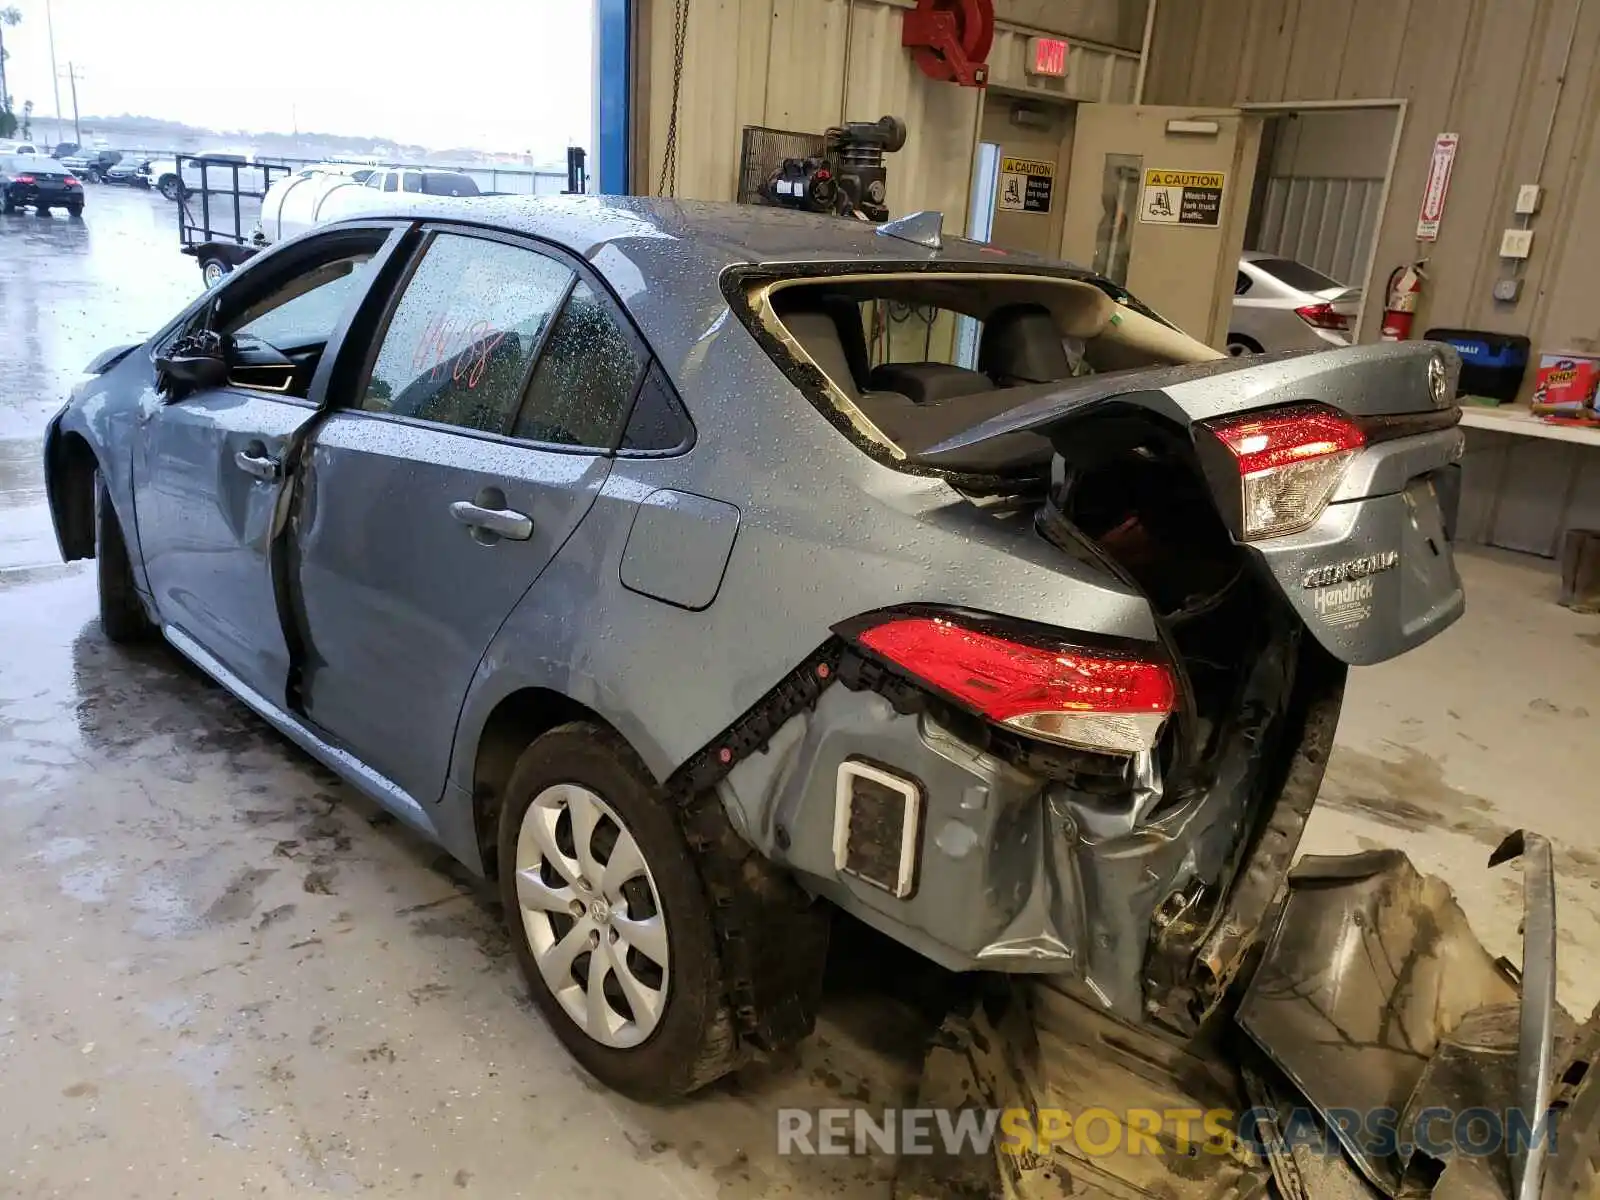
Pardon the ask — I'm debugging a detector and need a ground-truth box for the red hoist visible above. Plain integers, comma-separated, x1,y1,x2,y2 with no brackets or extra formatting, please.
902,0,995,87
1381,262,1427,341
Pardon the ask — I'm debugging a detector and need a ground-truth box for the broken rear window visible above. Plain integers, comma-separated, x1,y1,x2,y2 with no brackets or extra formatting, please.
740,269,1220,463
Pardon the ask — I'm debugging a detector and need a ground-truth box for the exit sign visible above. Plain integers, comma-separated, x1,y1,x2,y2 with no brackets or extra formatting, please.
1026,36,1068,77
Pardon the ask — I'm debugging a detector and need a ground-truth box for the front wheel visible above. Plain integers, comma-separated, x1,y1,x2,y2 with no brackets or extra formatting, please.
497,722,736,1102
95,473,153,644
157,175,183,201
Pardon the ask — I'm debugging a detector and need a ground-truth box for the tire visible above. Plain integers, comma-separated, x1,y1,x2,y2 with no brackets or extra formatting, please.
158,175,182,201
498,722,736,1102
2,196,14,214
1226,333,1264,357
95,473,153,644
66,203,82,218
200,257,230,288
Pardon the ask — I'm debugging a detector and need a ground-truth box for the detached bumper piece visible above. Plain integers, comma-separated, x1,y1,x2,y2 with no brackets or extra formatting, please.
895,842,1600,1200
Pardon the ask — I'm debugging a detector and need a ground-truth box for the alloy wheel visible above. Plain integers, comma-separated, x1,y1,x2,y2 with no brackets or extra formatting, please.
514,783,670,1049
202,260,227,289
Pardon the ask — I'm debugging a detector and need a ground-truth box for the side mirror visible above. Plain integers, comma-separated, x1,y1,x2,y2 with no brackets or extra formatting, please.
155,329,229,397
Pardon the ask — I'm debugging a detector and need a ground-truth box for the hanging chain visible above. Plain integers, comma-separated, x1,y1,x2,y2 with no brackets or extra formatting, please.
657,0,691,197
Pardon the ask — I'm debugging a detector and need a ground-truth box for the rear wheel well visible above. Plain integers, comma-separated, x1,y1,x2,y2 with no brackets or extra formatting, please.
470,688,613,877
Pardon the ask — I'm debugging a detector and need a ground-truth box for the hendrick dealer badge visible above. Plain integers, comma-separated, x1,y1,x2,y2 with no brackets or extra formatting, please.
1303,551,1399,629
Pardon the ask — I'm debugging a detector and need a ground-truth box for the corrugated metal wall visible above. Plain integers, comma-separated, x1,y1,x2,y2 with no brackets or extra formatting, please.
1145,0,1600,371
1255,176,1385,284
635,0,1141,228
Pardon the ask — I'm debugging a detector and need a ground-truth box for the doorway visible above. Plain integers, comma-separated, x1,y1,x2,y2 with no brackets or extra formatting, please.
976,95,1074,260
1236,101,1405,346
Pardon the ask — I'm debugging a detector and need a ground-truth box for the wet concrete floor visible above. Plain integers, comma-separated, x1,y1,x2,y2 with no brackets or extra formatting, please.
1,185,1598,1197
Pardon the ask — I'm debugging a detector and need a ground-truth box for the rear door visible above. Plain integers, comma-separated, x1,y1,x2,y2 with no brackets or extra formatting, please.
134,225,400,700
291,226,650,806
1061,105,1261,347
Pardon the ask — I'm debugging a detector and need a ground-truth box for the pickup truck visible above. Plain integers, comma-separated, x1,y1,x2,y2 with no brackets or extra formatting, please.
150,151,273,201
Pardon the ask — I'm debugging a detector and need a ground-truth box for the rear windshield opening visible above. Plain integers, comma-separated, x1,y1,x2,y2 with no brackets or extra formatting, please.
751,271,1220,462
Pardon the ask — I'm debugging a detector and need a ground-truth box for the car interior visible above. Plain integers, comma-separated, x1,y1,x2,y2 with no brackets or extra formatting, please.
164,233,386,400
758,273,1219,458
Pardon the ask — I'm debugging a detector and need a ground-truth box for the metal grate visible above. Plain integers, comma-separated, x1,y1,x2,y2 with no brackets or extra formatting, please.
737,125,826,206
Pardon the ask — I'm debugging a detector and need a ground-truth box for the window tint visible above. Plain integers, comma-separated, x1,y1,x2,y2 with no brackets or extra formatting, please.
620,363,694,453
1252,257,1342,293
402,171,422,193
231,253,373,350
1235,270,1251,296
382,172,398,193
360,233,573,435
513,281,645,447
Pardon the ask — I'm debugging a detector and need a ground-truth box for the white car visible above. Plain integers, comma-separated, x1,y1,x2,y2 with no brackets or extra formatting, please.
0,140,38,157
1227,252,1363,355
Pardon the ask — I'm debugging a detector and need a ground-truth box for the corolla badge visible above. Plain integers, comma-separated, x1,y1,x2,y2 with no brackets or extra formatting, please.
1302,550,1399,589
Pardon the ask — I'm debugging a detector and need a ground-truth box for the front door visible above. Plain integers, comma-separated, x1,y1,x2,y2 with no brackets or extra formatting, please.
291,227,650,806
1061,105,1260,347
135,228,394,700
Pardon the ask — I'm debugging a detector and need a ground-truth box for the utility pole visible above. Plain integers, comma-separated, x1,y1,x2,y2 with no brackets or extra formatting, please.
45,0,62,146
59,61,82,143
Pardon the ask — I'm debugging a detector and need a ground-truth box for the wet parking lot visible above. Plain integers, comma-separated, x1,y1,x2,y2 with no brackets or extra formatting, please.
2,184,1600,1198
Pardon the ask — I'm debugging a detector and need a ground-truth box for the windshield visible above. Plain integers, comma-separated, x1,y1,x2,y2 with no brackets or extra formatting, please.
1251,257,1345,293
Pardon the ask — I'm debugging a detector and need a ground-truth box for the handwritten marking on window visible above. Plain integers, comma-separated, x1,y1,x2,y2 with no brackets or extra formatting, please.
411,310,511,390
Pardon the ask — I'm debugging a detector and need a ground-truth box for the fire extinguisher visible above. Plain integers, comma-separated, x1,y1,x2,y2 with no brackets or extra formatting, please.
1381,262,1426,341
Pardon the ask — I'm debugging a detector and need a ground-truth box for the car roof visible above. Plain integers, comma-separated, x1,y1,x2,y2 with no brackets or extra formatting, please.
349,193,1075,273
333,194,1100,384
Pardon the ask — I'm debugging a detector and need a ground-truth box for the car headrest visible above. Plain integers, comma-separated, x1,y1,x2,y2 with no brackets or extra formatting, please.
781,310,863,399
979,304,1071,385
867,362,994,405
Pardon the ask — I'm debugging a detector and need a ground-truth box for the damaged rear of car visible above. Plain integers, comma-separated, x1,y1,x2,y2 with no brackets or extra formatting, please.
723,260,1464,1022
711,254,1590,1199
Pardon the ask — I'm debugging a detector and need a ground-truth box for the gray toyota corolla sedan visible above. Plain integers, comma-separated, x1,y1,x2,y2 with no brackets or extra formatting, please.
44,195,1465,1101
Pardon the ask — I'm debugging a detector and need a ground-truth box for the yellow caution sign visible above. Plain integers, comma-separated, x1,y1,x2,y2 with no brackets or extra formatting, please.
1139,168,1226,227
998,157,1056,214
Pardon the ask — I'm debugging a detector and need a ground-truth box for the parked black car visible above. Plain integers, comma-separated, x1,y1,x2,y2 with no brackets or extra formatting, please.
50,141,79,159
104,157,152,188
3,161,84,215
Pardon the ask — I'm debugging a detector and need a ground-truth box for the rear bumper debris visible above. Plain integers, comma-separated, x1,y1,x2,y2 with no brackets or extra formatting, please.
895,840,1599,1200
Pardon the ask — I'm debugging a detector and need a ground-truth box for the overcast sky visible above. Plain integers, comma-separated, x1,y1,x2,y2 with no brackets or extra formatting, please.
2,0,594,153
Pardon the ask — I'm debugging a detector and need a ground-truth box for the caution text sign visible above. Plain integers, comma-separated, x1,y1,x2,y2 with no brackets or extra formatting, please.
1139,167,1225,227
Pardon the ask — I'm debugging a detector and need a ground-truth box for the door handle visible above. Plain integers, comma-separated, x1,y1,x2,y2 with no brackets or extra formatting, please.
450,500,533,542
234,449,281,480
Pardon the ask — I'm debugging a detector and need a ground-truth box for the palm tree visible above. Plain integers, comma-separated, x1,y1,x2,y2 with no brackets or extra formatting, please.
0,7,20,139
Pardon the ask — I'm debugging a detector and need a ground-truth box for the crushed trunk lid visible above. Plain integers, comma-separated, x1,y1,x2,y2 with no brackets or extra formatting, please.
914,342,1466,666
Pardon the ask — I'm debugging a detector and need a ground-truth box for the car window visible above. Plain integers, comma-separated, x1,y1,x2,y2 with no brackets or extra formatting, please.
401,171,422,193
359,232,574,436
421,172,480,197
1252,257,1343,293
513,282,646,447
619,362,694,454
231,254,375,350
382,172,398,193
1235,270,1251,296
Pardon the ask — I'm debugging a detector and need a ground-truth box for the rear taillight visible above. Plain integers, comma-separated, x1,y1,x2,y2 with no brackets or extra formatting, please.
63,176,79,187
1203,403,1366,539
1294,302,1350,331
852,615,1175,754
15,174,34,185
